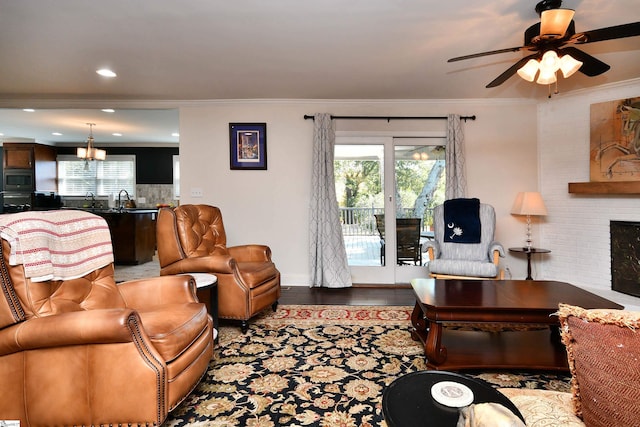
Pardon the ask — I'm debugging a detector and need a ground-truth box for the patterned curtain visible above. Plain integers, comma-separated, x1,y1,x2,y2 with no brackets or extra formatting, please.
309,113,352,288
445,114,467,199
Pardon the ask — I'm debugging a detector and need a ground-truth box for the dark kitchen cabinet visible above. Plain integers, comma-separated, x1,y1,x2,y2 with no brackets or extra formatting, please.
3,143,57,192
99,210,157,265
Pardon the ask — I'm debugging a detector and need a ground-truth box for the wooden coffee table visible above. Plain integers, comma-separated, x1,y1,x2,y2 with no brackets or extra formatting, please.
410,278,623,371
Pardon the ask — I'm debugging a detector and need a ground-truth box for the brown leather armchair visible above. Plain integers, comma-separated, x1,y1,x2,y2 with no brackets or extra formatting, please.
156,204,281,332
0,212,214,426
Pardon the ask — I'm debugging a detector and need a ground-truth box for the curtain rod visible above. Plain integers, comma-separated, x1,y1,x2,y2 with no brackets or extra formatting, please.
303,114,476,122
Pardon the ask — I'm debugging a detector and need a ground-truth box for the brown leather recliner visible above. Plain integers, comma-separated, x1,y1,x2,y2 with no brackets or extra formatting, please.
156,204,281,332
0,212,214,426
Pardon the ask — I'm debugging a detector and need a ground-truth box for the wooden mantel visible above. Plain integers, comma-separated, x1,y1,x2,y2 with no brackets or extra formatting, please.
568,181,640,194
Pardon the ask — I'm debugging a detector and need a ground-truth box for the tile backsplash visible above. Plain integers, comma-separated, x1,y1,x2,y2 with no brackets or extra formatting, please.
135,184,179,208
61,184,178,209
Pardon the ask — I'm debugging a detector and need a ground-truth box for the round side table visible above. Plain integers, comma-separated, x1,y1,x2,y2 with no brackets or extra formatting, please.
181,273,218,340
383,371,524,426
508,247,551,280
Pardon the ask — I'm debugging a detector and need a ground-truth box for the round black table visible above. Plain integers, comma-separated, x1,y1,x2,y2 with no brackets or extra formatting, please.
508,247,551,280
382,371,524,426
181,273,218,341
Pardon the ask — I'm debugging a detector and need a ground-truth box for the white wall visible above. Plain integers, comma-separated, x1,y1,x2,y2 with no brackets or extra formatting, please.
178,99,538,285
538,78,640,310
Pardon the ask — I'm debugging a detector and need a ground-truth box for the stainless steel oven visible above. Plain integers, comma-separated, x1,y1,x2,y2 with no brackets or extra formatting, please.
3,169,34,192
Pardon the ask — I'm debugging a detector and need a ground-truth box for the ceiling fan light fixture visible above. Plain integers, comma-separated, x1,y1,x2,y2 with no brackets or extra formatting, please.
448,0,633,93
559,53,583,78
536,67,557,85
540,8,575,38
540,50,561,73
517,59,540,82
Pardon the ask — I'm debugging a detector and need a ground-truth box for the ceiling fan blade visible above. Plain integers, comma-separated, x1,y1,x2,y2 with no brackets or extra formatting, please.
560,47,610,76
448,46,526,62
486,54,538,88
571,22,640,44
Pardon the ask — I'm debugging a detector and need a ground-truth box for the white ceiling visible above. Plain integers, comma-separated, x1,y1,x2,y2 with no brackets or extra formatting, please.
0,0,638,145
0,108,179,146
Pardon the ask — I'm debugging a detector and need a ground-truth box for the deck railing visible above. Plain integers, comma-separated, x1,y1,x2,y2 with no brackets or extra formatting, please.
339,207,434,236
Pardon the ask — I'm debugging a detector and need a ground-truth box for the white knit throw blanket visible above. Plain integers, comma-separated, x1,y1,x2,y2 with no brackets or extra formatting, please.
0,210,114,282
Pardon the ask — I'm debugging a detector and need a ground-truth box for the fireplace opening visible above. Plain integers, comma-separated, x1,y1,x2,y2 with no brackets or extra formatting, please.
611,220,640,297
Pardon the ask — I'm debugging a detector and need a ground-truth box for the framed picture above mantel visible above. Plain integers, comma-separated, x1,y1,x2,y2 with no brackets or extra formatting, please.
590,97,640,182
229,123,267,170
569,97,640,194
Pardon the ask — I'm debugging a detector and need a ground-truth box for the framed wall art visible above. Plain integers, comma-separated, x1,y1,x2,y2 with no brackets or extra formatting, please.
229,123,267,170
590,97,640,182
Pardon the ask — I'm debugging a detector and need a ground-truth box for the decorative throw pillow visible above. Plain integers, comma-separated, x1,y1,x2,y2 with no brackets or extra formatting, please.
557,303,640,427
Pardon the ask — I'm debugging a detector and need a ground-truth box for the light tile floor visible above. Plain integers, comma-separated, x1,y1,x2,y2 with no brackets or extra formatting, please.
114,254,160,282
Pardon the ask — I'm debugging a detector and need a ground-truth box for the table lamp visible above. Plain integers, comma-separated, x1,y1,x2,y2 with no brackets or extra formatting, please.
511,192,547,248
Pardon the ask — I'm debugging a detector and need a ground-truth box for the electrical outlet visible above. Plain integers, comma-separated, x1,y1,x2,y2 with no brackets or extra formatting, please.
190,187,203,198
137,197,146,204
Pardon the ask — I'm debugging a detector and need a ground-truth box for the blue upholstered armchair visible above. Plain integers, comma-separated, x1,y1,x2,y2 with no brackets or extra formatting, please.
425,199,505,279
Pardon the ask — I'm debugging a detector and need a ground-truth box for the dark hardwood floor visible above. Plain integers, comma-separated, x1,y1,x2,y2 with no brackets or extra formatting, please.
278,284,416,306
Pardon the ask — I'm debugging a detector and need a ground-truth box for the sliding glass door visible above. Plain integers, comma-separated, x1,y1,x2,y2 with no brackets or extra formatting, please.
335,136,445,284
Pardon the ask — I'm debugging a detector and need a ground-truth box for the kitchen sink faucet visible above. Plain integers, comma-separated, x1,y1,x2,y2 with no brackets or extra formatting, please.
118,189,131,211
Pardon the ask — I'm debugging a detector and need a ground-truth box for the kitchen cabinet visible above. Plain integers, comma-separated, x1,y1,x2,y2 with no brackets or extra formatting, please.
99,210,157,265
4,145,33,168
3,143,57,192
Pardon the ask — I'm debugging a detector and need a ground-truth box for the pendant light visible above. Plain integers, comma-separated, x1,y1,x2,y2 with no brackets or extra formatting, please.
77,123,106,168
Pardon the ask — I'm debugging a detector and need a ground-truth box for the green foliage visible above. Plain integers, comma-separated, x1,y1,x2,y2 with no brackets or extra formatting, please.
334,160,381,207
396,160,431,199
334,157,444,213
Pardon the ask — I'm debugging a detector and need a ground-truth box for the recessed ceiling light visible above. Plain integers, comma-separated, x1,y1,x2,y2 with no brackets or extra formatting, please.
23,108,35,112
172,132,180,137
52,132,63,136
96,69,117,78
112,133,122,137
101,108,115,113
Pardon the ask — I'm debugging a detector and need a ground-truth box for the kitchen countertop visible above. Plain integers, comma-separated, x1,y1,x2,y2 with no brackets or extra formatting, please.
63,207,159,214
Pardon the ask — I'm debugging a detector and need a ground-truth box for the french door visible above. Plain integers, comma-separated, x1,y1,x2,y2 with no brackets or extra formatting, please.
335,135,445,284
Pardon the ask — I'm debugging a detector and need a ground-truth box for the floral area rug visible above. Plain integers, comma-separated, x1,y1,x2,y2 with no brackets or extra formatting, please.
164,305,571,426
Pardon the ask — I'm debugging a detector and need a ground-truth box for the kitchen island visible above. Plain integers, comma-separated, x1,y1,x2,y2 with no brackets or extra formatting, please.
73,208,158,265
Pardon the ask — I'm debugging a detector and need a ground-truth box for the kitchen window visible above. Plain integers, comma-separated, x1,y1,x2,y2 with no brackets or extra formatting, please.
57,155,136,197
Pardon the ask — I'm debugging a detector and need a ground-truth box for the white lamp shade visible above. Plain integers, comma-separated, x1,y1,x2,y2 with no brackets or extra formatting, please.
559,54,583,78
540,50,560,72
94,148,107,160
511,192,548,216
517,59,540,82
536,67,557,85
540,9,575,38
77,145,106,161
77,124,106,161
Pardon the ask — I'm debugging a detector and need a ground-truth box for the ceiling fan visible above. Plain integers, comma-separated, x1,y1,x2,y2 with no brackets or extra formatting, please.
448,0,640,89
